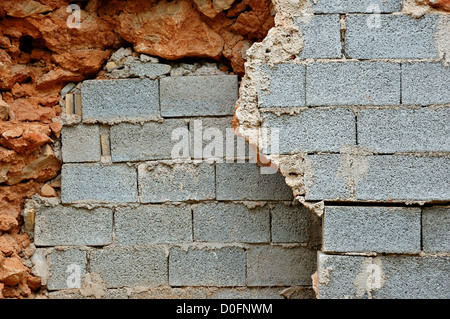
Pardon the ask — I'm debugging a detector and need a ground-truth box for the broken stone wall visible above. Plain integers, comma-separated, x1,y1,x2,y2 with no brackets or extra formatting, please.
234,0,450,298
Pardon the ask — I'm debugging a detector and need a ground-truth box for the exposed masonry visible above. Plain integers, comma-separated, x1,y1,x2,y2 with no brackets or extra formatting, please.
29,50,320,299
234,0,450,299
30,0,450,299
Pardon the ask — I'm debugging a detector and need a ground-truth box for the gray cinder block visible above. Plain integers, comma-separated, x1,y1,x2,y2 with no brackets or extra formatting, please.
81,79,160,123
422,206,450,253
323,206,421,253
61,125,101,163
160,75,238,117
35,206,113,246
47,248,87,291
311,0,402,13
169,247,246,287
193,202,270,243
61,164,138,203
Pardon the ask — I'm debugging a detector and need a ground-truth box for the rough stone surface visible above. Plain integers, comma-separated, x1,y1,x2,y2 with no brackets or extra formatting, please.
81,79,160,123
355,155,450,202
138,162,215,203
90,246,168,288
169,247,246,287
110,120,188,162
129,62,171,79
402,62,450,106
345,14,440,59
61,164,138,203
35,206,113,247
193,202,270,243
258,64,306,108
323,206,421,253
358,108,450,153
47,249,87,291
311,0,402,13
216,163,293,201
160,75,238,117
247,246,316,286
61,125,101,163
306,62,401,106
295,14,341,59
422,207,450,253
262,108,356,154
318,253,450,299
115,205,192,245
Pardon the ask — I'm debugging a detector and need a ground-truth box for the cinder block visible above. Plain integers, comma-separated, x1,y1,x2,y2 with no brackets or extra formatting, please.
89,246,168,288
129,62,171,79
61,125,101,163
295,14,341,59
318,253,450,299
115,205,192,245
47,248,87,291
422,206,450,253
358,107,450,153
402,62,450,106
271,204,313,244
311,0,402,13
138,162,215,203
262,108,356,154
304,154,351,201
61,164,138,203
247,246,316,286
169,247,246,287
193,202,270,243
323,206,421,253
306,62,401,106
35,206,113,246
160,75,238,117
355,155,450,202
110,119,188,162
216,163,293,201
81,79,159,123
258,64,306,108
345,14,440,59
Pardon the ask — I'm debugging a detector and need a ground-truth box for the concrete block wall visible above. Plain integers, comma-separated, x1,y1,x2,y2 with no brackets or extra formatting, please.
259,1,450,299
34,61,320,299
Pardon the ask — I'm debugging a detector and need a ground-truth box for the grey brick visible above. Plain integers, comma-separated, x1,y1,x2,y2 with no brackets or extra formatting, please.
311,0,402,13
262,108,356,154
306,62,401,106
345,14,440,59
211,288,288,299
355,155,450,202
271,204,314,244
90,246,168,288
160,75,238,117
318,253,450,299
81,79,159,123
61,125,101,163
216,163,293,201
129,62,171,79
47,248,87,291
61,164,138,203
189,117,254,160
193,202,270,243
304,154,351,201
169,247,246,287
110,119,188,162
402,62,450,105
295,14,341,59
115,205,192,245
35,206,113,246
138,162,215,203
323,206,421,253
247,246,316,286
358,108,450,153
422,206,450,253
258,64,305,108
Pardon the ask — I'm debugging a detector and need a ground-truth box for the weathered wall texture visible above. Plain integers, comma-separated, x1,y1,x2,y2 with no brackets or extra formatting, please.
234,0,450,298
